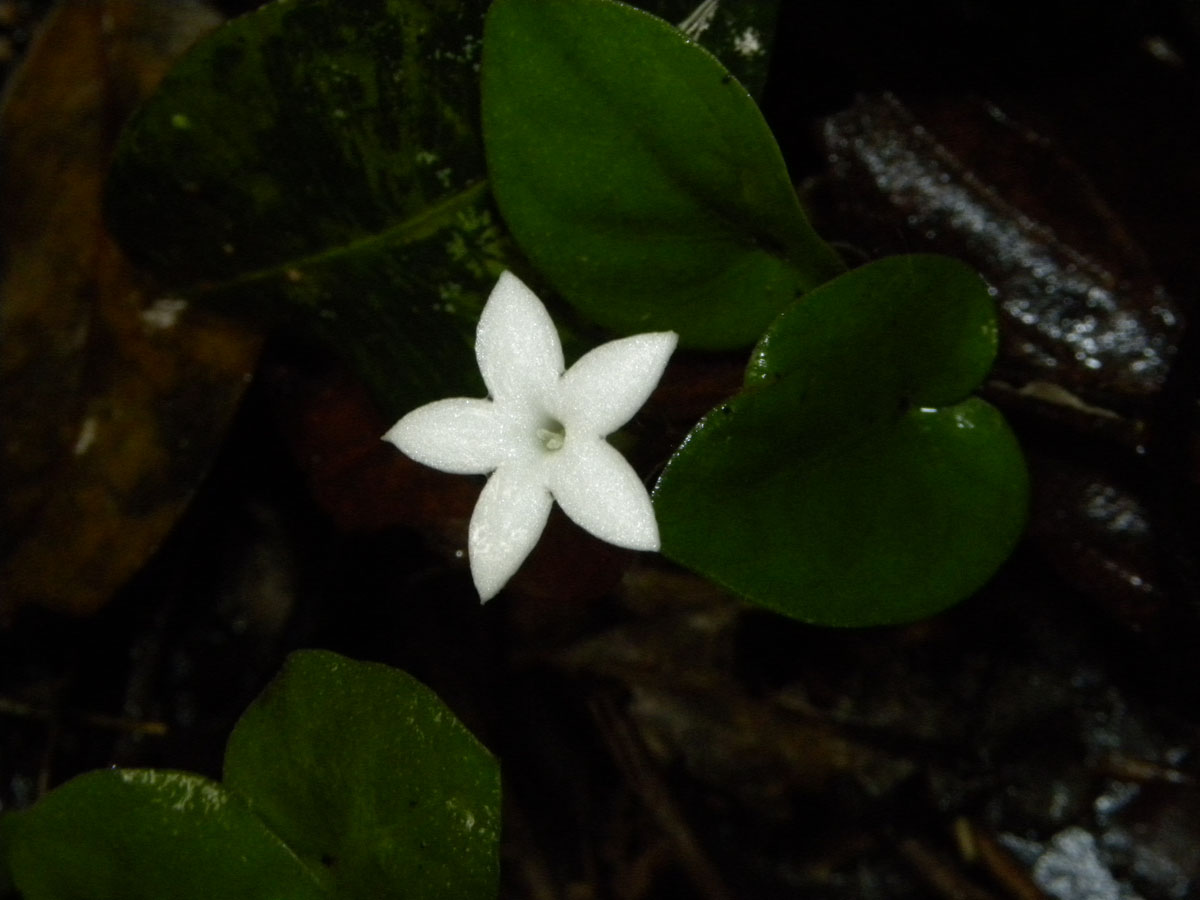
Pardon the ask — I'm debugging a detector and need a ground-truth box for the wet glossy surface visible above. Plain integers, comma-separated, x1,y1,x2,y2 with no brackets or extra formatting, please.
821,94,1185,414
817,91,1200,627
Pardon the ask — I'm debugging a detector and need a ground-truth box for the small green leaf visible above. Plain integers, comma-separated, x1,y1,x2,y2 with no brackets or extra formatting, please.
654,255,1029,626
223,650,500,900
3,770,326,900
482,0,842,349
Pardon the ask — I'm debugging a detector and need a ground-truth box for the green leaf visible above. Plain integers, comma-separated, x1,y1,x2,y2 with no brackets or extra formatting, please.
481,0,843,350
654,255,1029,626
1,651,499,900
2,770,326,900
104,0,786,417
104,0,503,417
223,650,500,900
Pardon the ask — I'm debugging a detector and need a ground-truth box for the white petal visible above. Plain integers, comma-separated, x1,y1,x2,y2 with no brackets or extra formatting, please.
383,398,508,474
547,440,660,551
468,463,553,601
476,272,564,407
554,332,677,437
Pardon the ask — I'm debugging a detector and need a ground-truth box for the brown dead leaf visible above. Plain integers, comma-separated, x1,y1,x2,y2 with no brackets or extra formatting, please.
0,0,262,617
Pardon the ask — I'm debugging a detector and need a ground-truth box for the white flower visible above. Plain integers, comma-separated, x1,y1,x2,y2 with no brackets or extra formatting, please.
384,272,678,602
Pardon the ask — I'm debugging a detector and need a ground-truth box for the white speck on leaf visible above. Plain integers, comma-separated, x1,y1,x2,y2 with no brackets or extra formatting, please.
140,297,189,331
383,272,677,601
73,416,98,456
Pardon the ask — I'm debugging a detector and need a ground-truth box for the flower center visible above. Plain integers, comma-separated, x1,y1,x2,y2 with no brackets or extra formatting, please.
536,420,566,452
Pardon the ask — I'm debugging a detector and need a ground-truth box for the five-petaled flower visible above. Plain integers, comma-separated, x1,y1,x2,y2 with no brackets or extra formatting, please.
384,271,677,602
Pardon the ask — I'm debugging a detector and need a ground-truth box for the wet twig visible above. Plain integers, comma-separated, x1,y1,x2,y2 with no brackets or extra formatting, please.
0,695,168,738
590,692,735,900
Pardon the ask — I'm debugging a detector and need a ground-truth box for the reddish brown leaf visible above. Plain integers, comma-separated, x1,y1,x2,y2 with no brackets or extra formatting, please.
0,0,262,617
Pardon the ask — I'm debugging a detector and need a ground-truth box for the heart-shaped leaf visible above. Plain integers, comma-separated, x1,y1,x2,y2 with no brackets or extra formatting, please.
1,771,326,900
653,255,1029,626
223,650,500,900
481,0,843,350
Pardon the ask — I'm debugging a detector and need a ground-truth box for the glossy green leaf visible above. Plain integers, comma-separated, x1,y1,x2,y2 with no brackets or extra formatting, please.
654,255,1029,626
105,0,785,417
481,0,842,349
223,650,500,900
2,770,326,900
